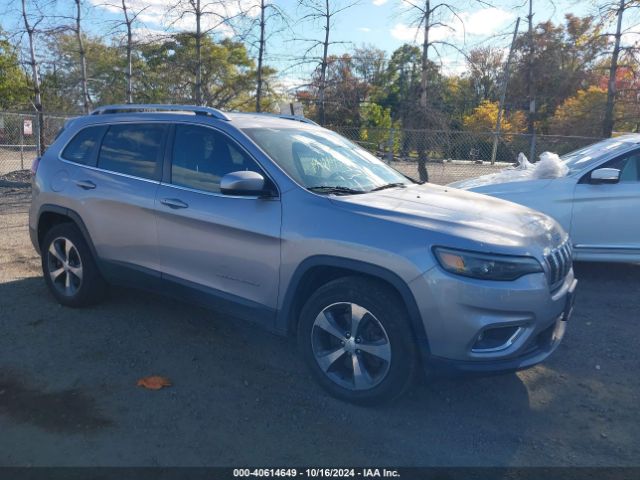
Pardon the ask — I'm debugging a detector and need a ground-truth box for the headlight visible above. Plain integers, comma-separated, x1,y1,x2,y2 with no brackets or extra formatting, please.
433,247,543,281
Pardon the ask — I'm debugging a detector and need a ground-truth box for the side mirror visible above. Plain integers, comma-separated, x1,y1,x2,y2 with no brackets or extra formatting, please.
590,168,620,184
220,171,272,197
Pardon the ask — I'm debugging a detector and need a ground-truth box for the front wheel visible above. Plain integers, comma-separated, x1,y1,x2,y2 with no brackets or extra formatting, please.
298,276,418,405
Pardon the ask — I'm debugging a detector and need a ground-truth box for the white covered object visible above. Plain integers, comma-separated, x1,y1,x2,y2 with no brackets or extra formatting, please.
451,152,568,189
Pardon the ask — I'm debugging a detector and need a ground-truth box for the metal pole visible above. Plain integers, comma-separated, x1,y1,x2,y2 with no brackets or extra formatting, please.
20,115,24,170
386,127,395,164
527,0,537,162
491,17,520,164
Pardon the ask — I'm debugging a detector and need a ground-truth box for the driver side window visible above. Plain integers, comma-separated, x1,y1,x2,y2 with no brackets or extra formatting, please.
597,151,640,183
171,125,260,193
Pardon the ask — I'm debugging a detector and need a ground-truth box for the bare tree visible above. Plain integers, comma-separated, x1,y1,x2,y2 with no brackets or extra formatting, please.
20,0,46,155
73,0,91,113
245,0,289,112
103,0,148,103
400,0,471,180
601,0,640,137
165,0,247,105
296,0,359,125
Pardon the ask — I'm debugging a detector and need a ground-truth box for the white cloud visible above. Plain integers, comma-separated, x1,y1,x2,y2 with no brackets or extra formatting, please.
460,7,514,37
373,0,388,5
390,22,451,43
359,27,371,32
90,0,257,37
391,7,514,44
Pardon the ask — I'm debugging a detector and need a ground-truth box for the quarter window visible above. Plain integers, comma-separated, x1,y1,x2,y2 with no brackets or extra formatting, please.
61,126,105,165
98,124,166,180
171,125,260,193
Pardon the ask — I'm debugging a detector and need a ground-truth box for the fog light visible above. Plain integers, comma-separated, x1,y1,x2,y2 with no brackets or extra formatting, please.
472,326,521,352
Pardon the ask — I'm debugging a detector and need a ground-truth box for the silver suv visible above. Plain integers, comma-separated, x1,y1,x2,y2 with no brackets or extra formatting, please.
29,104,577,404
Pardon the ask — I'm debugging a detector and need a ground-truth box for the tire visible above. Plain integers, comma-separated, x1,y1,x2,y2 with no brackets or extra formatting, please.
41,222,107,307
297,276,418,405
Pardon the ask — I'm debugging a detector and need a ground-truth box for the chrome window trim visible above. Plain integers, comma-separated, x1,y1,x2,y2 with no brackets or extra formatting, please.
56,120,280,195
58,158,161,185
158,181,275,201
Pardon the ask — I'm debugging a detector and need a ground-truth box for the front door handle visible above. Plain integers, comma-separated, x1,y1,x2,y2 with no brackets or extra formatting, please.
160,198,189,209
75,180,96,190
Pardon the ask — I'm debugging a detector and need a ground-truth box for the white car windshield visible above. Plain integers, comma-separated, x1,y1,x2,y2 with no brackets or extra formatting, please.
562,138,629,173
243,127,410,194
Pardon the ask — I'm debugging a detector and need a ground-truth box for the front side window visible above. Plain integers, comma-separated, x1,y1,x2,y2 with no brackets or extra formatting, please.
98,123,166,180
61,126,105,165
242,126,409,193
598,152,640,183
171,125,259,193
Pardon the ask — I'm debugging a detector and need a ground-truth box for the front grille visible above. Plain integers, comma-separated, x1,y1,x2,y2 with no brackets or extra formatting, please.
545,240,573,291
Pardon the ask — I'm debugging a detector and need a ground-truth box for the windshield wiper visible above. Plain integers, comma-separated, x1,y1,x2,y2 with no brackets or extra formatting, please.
368,182,407,192
307,185,366,195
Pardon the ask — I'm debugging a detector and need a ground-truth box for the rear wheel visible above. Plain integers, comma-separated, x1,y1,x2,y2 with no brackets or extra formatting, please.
298,276,417,405
41,223,106,307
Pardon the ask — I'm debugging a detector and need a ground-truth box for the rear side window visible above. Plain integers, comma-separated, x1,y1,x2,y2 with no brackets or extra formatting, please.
98,123,166,180
61,126,105,165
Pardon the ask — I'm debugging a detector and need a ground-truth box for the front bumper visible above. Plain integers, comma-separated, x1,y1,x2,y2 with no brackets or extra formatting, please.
409,266,577,375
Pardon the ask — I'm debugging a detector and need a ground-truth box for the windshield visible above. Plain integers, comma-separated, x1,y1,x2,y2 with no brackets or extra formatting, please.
243,127,410,193
562,137,630,173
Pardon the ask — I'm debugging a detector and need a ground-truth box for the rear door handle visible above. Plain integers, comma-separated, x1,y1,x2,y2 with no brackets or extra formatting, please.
75,180,96,190
160,198,189,209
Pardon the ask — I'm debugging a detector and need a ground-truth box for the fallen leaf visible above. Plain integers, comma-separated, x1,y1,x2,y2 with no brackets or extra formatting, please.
137,376,171,390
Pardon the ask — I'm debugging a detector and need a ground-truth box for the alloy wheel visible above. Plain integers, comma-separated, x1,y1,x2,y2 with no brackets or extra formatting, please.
46,237,83,297
311,302,392,391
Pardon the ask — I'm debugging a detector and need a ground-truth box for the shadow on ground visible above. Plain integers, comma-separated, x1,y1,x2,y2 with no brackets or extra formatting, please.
0,262,638,466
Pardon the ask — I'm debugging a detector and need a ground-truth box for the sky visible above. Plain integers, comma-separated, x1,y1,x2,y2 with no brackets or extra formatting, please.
5,0,638,92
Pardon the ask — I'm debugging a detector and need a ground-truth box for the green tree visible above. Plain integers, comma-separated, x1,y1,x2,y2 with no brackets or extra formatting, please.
138,34,270,110
508,14,609,132
359,103,394,151
0,30,30,109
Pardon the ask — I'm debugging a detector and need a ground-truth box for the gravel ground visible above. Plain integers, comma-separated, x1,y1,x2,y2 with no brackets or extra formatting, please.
0,180,639,467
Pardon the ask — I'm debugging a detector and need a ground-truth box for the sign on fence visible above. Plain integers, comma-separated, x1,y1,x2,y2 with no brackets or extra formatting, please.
23,119,33,136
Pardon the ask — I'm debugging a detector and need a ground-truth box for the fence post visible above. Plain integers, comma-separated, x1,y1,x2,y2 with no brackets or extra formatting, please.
20,114,24,170
385,128,395,164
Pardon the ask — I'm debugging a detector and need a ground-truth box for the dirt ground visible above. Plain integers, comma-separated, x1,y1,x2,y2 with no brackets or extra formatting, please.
0,180,639,467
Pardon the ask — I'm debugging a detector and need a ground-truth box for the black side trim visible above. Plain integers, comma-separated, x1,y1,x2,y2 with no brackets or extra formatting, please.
101,260,277,331
161,272,277,329
277,255,430,355
36,205,99,261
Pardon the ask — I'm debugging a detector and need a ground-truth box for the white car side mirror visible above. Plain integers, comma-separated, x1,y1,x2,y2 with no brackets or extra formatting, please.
590,168,620,184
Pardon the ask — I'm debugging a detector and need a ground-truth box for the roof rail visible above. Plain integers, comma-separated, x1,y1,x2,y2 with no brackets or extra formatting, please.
90,104,231,121
271,114,318,125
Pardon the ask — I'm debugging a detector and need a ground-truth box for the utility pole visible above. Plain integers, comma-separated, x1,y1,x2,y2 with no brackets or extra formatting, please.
491,17,520,164
603,0,625,137
255,0,266,112
527,0,536,161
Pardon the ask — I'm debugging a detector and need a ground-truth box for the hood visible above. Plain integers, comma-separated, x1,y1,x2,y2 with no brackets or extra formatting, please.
330,183,566,253
449,175,554,194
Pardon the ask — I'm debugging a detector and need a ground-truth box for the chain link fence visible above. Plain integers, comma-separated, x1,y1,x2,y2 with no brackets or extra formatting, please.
0,111,604,185
0,112,68,176
332,126,603,185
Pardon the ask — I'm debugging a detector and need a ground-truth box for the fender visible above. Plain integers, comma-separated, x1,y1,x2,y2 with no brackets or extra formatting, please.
277,255,431,356
36,204,102,273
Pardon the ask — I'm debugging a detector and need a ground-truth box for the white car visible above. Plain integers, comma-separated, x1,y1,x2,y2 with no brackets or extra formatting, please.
449,135,640,263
